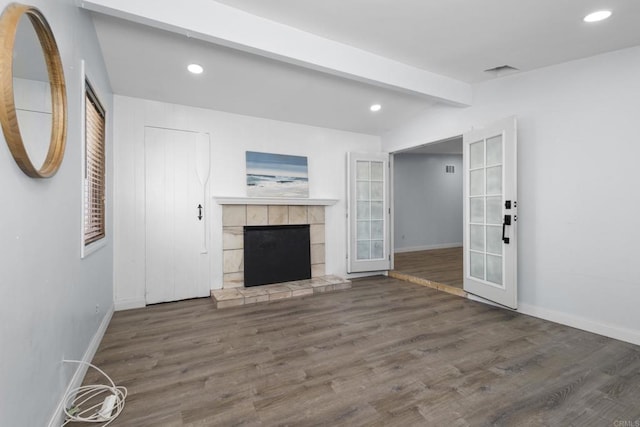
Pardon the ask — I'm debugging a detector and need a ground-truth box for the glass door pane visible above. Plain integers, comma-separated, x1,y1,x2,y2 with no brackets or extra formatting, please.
356,160,385,260
468,136,504,286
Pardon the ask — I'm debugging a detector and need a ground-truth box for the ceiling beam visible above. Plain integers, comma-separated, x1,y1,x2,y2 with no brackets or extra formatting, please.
78,0,472,106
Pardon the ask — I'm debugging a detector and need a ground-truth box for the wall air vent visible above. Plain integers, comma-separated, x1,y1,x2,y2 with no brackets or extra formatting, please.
445,165,455,174
484,65,519,75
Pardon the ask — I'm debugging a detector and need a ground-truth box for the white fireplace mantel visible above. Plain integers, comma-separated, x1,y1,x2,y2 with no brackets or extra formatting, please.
213,196,338,206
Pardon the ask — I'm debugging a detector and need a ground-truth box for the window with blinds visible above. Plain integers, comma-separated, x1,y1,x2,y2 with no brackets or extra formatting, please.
84,81,106,246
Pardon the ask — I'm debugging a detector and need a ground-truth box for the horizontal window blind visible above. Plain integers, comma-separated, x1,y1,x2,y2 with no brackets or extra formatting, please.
84,83,106,246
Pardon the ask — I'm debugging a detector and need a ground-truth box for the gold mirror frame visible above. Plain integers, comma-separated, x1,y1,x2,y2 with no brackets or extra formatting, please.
0,3,67,178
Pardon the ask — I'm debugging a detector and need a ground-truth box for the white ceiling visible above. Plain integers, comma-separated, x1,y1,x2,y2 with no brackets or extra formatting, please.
88,0,640,136
214,0,640,83
91,14,434,136
400,137,463,156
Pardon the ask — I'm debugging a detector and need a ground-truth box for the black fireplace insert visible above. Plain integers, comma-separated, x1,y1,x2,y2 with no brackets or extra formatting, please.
243,224,311,287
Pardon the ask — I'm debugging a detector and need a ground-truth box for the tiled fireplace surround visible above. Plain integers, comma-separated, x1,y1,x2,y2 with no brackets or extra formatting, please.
212,203,351,308
222,204,327,288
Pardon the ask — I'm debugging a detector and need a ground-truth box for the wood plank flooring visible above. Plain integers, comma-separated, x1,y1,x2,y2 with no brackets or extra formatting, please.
393,247,463,289
77,276,640,426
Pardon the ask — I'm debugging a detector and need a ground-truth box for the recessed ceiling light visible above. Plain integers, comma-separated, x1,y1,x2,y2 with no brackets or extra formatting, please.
187,63,204,74
583,10,612,23
370,104,382,112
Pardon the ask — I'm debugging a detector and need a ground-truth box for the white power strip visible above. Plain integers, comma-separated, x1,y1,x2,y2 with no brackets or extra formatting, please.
98,394,117,421
62,360,127,426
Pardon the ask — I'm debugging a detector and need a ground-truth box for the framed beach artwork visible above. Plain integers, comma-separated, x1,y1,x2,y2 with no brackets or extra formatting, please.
246,151,309,198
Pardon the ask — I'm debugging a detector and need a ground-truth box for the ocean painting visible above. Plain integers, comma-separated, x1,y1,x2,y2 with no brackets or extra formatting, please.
246,151,309,198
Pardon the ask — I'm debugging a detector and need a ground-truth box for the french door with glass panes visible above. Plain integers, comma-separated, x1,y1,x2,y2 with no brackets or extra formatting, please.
347,152,391,273
463,117,518,309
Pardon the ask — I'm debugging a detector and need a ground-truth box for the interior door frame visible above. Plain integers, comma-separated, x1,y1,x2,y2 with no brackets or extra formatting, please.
389,135,463,274
388,118,517,310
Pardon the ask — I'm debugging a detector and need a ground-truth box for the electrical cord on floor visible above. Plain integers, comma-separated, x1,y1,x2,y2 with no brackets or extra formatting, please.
61,360,127,426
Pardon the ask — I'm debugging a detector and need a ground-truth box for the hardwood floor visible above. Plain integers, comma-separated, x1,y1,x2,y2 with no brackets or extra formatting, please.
393,247,463,289
78,276,640,426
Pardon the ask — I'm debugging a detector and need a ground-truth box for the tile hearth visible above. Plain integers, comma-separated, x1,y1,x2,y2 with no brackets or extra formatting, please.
211,275,351,309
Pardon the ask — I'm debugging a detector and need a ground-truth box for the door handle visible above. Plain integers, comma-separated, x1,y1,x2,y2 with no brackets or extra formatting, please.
502,215,511,244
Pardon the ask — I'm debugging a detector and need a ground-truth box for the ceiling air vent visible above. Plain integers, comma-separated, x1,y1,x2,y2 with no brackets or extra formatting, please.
445,165,455,174
484,65,519,75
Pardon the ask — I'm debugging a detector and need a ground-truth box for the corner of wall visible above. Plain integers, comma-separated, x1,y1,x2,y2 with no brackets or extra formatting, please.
47,304,114,427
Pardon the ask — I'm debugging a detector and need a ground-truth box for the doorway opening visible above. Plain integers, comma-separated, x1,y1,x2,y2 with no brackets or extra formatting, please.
390,135,466,297
389,117,517,308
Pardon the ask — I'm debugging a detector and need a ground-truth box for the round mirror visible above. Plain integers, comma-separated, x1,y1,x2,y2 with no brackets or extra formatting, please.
0,3,67,178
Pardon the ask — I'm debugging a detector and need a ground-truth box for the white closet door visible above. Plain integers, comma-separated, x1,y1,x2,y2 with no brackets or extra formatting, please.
144,127,210,304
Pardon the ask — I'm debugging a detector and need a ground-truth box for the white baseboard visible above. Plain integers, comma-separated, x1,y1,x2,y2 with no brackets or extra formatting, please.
114,297,146,311
48,305,114,427
394,243,462,254
469,293,640,346
518,303,640,347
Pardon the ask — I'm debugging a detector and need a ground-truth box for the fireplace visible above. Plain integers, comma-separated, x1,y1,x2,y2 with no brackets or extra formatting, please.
212,200,353,308
220,204,327,289
244,224,311,287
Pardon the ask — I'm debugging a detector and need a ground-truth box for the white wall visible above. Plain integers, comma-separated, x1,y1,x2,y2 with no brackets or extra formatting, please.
394,153,463,252
0,1,113,426
383,46,640,345
113,96,381,309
